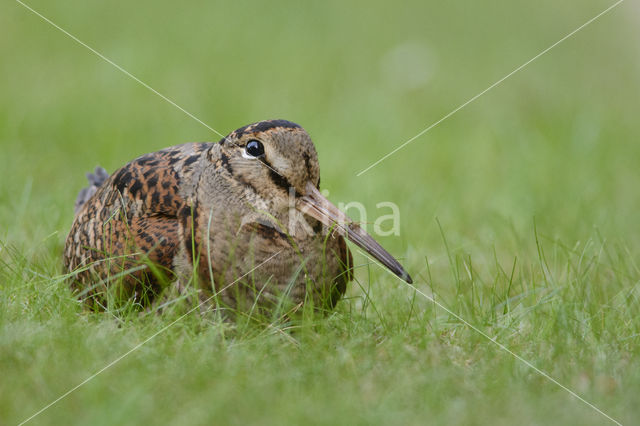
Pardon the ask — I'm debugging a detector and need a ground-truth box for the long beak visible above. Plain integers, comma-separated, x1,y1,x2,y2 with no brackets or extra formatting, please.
297,181,413,283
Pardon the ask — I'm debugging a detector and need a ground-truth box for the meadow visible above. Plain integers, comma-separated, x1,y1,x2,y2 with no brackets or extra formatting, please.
1,0,639,424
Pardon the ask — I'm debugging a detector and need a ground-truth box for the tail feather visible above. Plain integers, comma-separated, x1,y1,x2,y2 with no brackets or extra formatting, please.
74,166,109,214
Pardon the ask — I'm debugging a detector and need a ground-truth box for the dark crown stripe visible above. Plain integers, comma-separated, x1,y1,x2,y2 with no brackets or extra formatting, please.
228,119,302,140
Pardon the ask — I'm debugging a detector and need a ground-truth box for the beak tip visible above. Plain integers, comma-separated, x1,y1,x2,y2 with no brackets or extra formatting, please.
402,271,413,284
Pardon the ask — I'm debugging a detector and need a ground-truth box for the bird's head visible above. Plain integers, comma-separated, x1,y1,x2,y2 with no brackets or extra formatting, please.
216,119,319,201
211,119,412,283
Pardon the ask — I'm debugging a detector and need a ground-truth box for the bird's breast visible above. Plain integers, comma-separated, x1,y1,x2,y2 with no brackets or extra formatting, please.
201,217,348,309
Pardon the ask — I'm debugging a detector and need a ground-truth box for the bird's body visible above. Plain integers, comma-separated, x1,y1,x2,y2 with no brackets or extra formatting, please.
64,120,410,313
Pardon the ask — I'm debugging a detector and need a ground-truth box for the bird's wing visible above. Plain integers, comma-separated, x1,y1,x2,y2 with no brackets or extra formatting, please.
63,143,212,304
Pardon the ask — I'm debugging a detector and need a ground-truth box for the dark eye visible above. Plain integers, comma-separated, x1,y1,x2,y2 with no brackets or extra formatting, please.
245,140,265,157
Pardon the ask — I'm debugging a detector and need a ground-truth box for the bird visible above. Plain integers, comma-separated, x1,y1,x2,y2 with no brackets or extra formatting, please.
63,119,412,313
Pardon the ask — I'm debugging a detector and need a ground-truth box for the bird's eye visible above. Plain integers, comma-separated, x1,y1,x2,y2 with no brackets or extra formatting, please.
245,140,265,157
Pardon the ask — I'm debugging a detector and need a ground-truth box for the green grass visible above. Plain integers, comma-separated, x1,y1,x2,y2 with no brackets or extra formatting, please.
2,0,639,424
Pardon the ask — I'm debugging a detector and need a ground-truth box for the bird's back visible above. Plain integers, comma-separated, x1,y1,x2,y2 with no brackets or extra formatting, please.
63,142,211,305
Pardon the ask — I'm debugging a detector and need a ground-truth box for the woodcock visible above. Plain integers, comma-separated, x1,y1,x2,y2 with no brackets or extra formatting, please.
64,120,412,312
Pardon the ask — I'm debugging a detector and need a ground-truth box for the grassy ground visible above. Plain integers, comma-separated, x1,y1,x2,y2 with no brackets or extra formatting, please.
2,0,639,424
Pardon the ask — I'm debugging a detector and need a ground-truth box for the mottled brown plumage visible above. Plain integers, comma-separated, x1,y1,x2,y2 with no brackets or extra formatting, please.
64,119,410,313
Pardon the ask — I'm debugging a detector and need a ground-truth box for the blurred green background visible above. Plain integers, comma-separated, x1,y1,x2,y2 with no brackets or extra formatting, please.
1,0,639,424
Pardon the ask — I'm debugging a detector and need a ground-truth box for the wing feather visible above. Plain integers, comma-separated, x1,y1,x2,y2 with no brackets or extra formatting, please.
63,143,211,305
